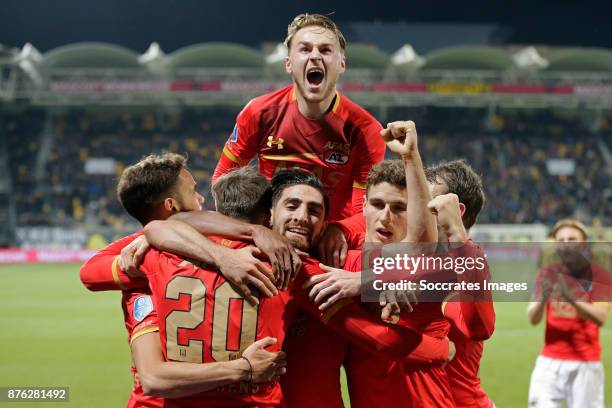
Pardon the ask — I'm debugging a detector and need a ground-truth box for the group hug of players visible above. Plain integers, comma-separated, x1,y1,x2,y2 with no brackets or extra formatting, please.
79,12,609,408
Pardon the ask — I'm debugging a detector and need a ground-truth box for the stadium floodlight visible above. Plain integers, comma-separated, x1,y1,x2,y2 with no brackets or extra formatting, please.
512,46,548,69
390,44,424,67
15,42,43,87
139,42,168,75
265,43,288,64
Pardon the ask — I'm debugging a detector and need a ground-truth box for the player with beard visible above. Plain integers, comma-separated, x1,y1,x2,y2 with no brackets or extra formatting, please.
80,157,290,407
213,13,385,222
141,168,453,407
283,121,439,408
527,219,611,408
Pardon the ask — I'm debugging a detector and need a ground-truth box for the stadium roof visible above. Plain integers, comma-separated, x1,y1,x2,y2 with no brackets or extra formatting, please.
545,48,612,72
43,42,141,68
169,42,264,68
345,44,390,69
421,45,514,70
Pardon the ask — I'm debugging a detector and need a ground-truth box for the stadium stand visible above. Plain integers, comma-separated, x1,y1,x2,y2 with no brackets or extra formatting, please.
1,40,611,246
3,107,610,237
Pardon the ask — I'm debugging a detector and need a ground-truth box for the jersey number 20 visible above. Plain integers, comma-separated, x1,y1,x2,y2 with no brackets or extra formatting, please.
165,276,259,363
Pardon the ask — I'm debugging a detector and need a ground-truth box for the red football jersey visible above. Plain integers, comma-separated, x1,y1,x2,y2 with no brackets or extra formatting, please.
333,213,456,407
80,232,163,408
443,242,495,408
535,263,612,361
123,289,163,408
213,85,385,221
141,244,292,407
142,239,449,407
80,231,149,291
444,327,493,408
281,250,362,408
335,213,366,250
345,308,452,408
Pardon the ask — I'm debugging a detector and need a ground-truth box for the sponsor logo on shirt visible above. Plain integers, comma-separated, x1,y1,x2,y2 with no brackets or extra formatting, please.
324,150,349,165
324,141,351,154
230,124,239,142
133,295,154,322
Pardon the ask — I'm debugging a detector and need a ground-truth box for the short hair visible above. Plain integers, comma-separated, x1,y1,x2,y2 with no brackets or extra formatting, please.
271,168,329,216
425,159,485,229
212,167,271,222
366,160,406,193
284,13,347,51
117,153,187,225
550,218,588,240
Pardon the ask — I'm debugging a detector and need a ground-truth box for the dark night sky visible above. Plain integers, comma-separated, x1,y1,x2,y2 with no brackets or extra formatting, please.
1,0,611,52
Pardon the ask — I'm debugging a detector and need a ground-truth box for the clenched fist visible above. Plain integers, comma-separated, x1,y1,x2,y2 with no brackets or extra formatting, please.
380,120,418,158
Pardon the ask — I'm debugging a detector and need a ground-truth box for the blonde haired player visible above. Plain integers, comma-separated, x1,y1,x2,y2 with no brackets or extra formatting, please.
213,13,385,226
527,219,611,408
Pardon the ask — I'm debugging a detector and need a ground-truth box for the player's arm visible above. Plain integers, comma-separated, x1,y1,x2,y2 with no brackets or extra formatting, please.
382,120,437,244
144,220,278,304
442,293,495,341
570,302,610,326
290,262,452,364
336,213,366,249
555,270,611,326
212,101,260,182
527,267,554,325
527,301,547,325
132,334,286,398
79,233,148,291
311,297,450,364
166,211,302,288
317,213,367,268
351,120,385,215
442,241,495,340
123,286,286,398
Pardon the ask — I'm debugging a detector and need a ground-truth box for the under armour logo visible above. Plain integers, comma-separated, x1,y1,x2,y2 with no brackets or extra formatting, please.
267,135,284,149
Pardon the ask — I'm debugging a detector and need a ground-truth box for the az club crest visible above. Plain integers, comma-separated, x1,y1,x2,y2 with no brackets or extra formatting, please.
324,150,349,165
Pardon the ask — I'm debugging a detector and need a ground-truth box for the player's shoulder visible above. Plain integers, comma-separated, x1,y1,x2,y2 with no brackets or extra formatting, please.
104,230,144,250
209,236,251,250
141,247,184,274
343,250,362,272
537,262,562,275
336,91,381,127
591,262,611,278
241,85,293,117
301,255,324,275
122,288,153,307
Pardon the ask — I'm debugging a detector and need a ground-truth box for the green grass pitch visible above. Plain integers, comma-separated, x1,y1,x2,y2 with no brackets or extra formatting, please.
0,263,610,407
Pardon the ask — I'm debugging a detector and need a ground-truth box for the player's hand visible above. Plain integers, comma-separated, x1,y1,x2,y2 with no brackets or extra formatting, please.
317,224,348,268
555,274,575,302
427,193,469,243
242,337,287,383
218,246,278,306
251,225,302,290
379,289,418,323
538,276,554,301
380,120,418,158
119,235,150,277
304,264,361,310
446,337,456,362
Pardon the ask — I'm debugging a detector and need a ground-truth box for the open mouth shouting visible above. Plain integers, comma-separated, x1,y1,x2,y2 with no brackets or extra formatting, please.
305,67,325,92
375,227,394,243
